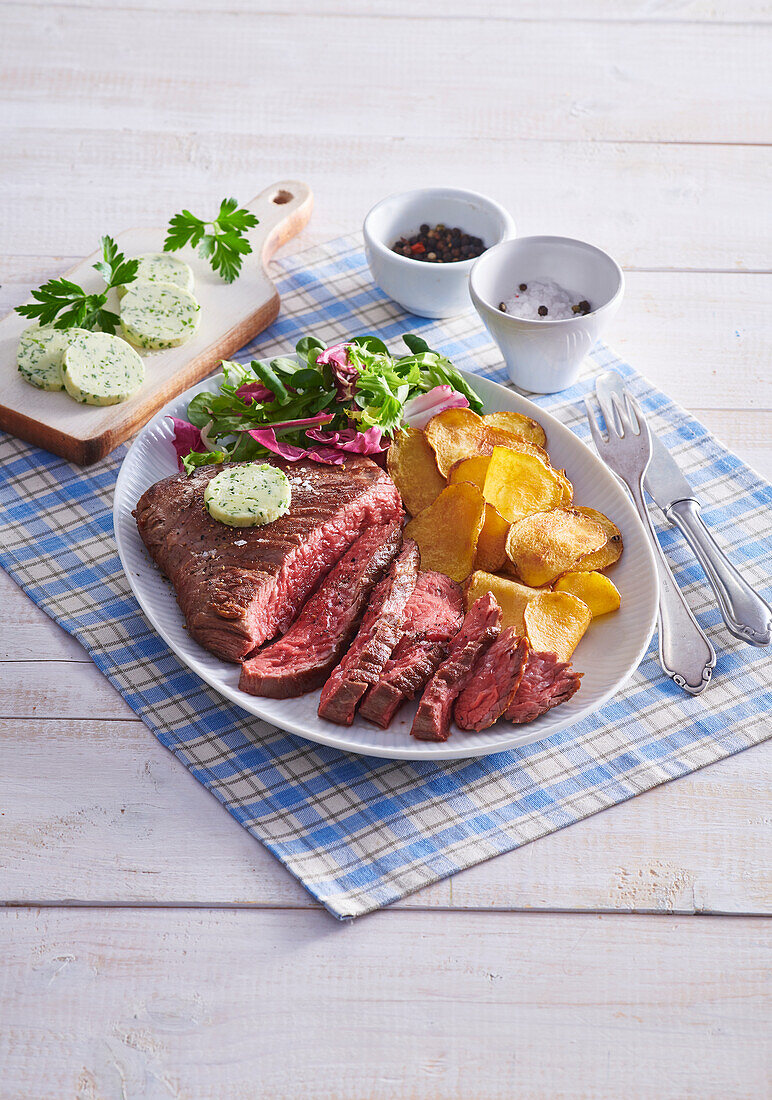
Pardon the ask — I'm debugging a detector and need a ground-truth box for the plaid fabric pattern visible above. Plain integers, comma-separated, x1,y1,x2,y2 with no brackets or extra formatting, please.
1,234,770,919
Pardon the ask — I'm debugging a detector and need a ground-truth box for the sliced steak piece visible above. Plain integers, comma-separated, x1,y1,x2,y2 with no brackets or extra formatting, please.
238,521,403,698
134,456,402,663
411,592,502,743
359,572,463,729
318,540,420,726
454,631,529,732
504,650,582,724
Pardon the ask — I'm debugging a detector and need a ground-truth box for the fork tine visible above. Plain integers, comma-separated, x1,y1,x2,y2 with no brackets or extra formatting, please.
623,392,642,434
594,386,618,438
609,392,630,437
584,396,607,451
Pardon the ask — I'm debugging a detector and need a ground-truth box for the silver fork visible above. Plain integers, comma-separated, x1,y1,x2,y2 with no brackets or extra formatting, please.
585,389,716,695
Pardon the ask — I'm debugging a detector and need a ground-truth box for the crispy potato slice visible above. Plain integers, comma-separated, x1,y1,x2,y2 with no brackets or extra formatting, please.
387,427,446,516
554,571,621,617
483,447,566,524
524,591,592,662
464,570,542,635
425,407,548,477
447,454,491,493
505,508,607,587
405,483,485,583
481,411,547,448
571,506,623,571
554,469,574,506
475,504,510,571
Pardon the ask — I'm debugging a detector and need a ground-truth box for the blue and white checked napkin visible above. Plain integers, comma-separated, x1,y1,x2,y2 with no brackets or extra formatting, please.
1,235,770,919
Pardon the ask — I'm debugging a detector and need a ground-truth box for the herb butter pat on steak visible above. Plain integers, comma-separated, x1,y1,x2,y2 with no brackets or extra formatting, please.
204,464,292,527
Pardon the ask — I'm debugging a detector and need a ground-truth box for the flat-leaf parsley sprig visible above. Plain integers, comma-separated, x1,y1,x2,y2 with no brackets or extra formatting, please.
16,235,139,333
163,197,259,283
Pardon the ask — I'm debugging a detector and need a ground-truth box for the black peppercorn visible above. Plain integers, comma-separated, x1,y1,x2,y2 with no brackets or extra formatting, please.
538,305,548,317
499,301,507,312
519,283,527,292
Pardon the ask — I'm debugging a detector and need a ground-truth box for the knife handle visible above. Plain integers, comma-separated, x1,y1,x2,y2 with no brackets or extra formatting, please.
666,498,772,648
629,478,716,694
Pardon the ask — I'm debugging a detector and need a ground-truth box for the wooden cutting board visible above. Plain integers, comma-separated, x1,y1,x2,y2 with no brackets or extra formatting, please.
0,180,313,465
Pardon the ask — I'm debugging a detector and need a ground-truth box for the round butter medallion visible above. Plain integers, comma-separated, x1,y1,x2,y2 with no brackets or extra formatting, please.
63,331,144,406
117,253,194,300
120,281,200,350
17,325,90,391
204,464,292,528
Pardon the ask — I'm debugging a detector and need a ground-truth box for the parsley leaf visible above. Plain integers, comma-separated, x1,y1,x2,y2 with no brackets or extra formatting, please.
163,198,259,283
16,235,136,332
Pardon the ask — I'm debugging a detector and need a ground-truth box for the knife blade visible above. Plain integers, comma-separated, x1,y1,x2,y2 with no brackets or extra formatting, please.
595,371,772,647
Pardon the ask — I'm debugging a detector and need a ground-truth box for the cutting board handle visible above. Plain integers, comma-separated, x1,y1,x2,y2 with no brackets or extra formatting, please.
247,180,314,267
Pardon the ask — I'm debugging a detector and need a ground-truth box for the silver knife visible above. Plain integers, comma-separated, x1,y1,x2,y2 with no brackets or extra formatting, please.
596,371,772,648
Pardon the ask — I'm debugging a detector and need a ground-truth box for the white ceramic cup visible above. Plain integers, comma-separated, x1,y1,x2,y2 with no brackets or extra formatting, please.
470,236,624,393
363,188,516,319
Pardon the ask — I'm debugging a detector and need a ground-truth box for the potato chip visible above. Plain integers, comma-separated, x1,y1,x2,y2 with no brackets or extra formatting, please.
523,591,592,662
475,504,510,571
481,411,547,448
554,469,574,506
571,506,623,571
387,427,446,516
482,447,566,524
405,483,485,582
425,407,548,477
464,570,542,635
447,454,491,493
554,571,621,617
505,508,607,587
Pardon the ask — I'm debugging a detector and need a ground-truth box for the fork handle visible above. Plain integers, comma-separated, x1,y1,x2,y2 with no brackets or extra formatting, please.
630,478,716,694
666,498,772,648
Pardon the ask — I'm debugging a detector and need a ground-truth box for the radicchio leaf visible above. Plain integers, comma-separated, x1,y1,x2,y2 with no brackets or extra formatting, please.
167,416,203,471
246,428,345,465
305,425,387,454
235,382,274,405
316,342,359,401
402,385,469,430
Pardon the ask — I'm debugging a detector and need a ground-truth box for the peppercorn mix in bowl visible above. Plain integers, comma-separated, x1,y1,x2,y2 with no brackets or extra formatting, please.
364,188,516,319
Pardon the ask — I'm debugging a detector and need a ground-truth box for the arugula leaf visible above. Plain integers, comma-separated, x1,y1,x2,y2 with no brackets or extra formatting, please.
182,449,227,475
163,198,259,283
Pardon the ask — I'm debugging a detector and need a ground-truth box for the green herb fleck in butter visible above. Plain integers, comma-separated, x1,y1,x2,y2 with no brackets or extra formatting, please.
62,331,144,406
119,281,200,350
204,464,292,528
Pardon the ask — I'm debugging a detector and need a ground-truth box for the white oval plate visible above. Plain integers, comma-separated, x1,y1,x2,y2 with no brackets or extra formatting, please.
114,367,658,760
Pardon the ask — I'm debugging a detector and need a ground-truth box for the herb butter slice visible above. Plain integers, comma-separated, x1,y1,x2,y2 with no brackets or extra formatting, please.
17,325,90,391
120,281,200,350
204,464,292,528
63,331,144,406
116,253,194,300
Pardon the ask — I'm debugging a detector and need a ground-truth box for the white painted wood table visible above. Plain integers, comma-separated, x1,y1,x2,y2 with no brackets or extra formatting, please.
1,3,770,1096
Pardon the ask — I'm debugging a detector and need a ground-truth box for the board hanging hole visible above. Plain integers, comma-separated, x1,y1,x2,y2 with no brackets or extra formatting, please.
272,190,292,205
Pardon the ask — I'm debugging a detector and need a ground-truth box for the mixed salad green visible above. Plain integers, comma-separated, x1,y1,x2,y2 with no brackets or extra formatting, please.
170,333,483,474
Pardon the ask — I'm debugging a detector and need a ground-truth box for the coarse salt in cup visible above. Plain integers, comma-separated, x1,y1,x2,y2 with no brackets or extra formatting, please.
470,236,624,393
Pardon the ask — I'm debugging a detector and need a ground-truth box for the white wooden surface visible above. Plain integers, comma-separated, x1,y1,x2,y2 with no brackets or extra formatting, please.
1,2,770,1096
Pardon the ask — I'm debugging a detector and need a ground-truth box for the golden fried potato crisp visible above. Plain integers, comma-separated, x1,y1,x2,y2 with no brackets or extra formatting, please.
425,407,548,477
505,508,608,587
570,507,623,572
483,446,566,524
387,427,446,516
475,504,510,572
464,570,542,635
524,591,592,662
554,571,621,617
405,483,485,583
447,454,491,493
481,411,547,449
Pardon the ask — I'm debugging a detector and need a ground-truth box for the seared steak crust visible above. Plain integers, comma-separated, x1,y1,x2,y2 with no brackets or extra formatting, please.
504,650,582,724
318,540,420,726
238,521,403,698
411,592,502,743
454,631,529,732
359,572,463,729
134,456,402,662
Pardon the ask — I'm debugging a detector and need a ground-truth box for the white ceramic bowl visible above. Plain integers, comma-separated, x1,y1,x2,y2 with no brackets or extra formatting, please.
470,236,624,393
363,188,516,319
